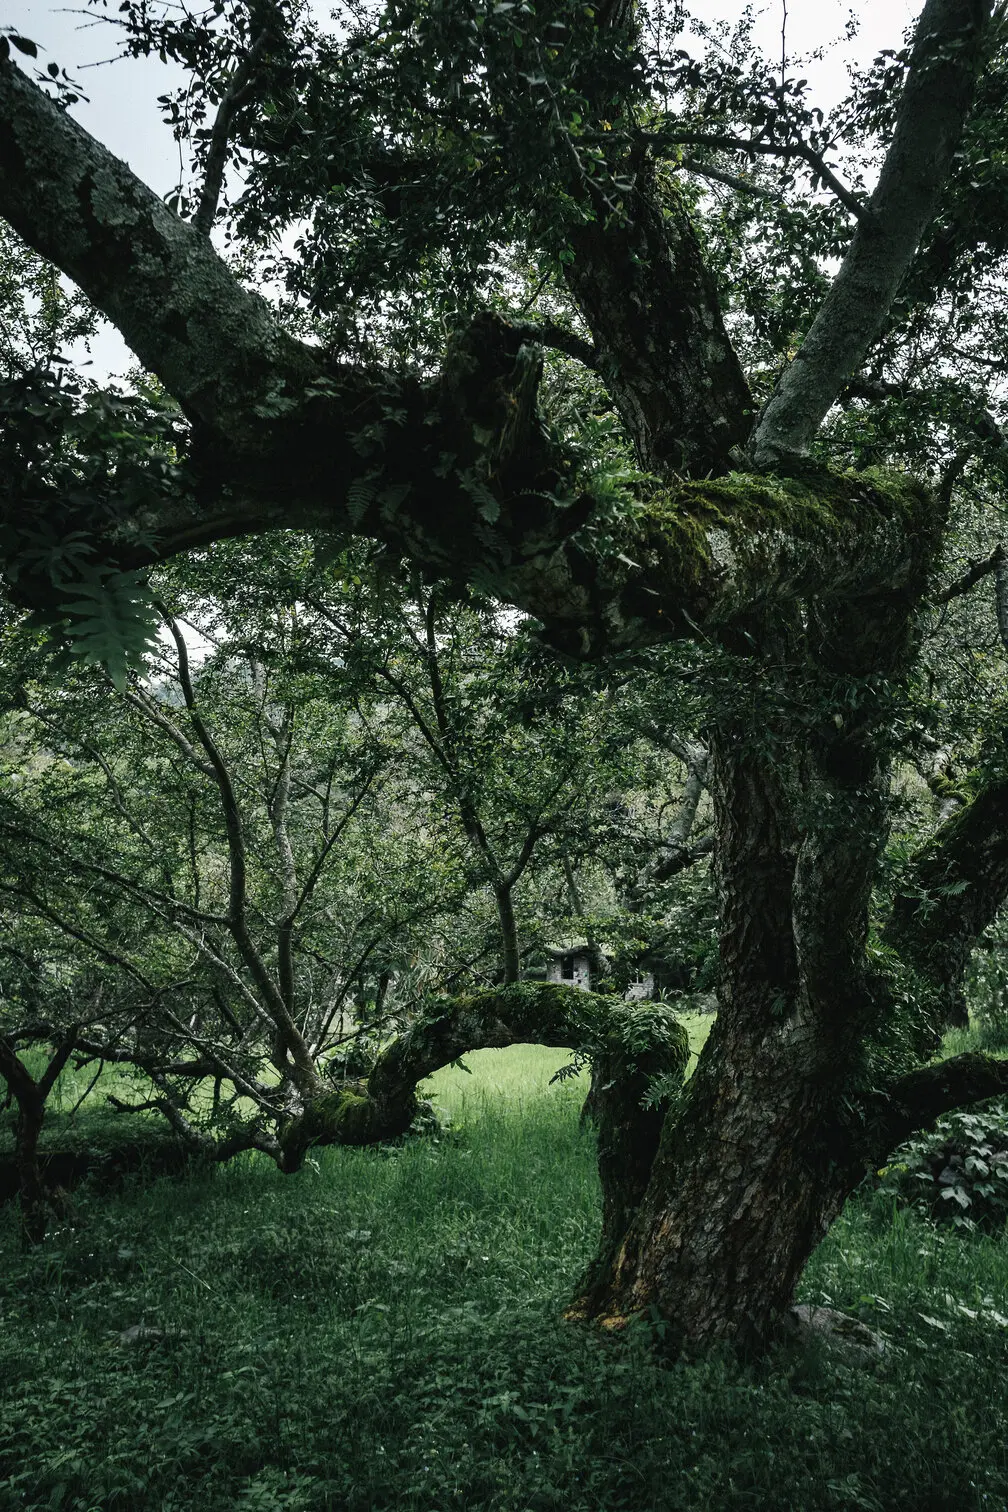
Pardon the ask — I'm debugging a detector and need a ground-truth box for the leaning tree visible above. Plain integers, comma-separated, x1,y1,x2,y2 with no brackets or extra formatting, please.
3,0,1008,1347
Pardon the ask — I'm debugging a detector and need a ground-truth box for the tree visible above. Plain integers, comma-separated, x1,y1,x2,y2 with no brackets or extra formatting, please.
0,579,464,1177
305,565,633,983
4,0,1008,1348
2,549,683,1243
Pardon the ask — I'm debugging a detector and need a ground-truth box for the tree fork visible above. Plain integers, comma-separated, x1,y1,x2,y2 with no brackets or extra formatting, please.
0,59,950,658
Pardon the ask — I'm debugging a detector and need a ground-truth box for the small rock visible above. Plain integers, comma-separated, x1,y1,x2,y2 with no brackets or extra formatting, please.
117,1323,188,1347
790,1303,887,1360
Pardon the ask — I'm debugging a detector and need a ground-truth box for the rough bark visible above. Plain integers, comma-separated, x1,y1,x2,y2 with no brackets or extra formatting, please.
569,710,823,1346
12,1090,47,1246
0,51,313,439
752,0,993,465
562,163,753,477
570,561,942,1348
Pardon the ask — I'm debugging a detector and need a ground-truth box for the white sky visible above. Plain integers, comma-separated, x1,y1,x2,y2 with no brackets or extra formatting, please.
3,0,918,379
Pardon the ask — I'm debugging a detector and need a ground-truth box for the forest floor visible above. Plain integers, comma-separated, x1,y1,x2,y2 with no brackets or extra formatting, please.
1,1025,1008,1511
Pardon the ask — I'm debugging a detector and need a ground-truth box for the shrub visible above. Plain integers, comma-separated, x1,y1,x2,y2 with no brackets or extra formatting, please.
878,1100,1008,1231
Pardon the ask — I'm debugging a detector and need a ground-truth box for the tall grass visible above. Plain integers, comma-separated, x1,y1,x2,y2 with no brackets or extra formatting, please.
0,1040,1006,1510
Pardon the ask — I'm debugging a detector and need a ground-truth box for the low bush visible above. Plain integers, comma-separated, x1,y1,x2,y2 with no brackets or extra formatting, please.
877,1100,1008,1231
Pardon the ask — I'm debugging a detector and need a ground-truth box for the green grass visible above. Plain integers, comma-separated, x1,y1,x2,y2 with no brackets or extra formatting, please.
1,1039,1007,1511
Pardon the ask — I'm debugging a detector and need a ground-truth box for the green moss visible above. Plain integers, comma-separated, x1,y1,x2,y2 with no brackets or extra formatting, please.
625,464,938,596
599,1003,690,1078
307,1088,377,1145
280,1086,382,1169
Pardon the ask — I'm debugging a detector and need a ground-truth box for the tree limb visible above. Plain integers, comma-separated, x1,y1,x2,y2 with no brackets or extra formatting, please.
0,57,946,655
649,130,869,224
192,32,269,237
752,0,993,465
678,156,782,202
885,772,1008,1019
506,319,598,370
875,1052,1008,1153
935,545,1003,603
0,53,314,437
560,157,754,476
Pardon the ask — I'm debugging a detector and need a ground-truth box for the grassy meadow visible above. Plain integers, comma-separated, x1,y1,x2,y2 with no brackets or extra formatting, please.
1,1021,1008,1511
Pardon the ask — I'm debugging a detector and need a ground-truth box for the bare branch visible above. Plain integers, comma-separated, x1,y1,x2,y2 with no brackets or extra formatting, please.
125,688,216,778
935,545,1003,603
678,156,782,202
648,130,871,224
192,32,269,237
162,615,318,1090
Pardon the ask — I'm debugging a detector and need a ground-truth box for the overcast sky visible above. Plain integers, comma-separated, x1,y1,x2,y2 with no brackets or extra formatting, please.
4,0,918,379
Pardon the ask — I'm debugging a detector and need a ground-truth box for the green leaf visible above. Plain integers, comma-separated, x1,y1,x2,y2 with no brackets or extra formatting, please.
56,568,159,690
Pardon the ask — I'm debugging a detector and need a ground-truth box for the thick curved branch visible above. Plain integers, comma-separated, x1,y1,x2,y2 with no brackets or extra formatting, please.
279,980,687,1252
752,0,992,465
875,1052,1008,1153
935,545,1003,603
0,53,315,436
0,59,942,655
885,773,1008,1015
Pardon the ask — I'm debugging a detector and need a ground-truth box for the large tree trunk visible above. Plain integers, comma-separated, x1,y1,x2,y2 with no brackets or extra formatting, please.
571,578,939,1348
569,704,836,1346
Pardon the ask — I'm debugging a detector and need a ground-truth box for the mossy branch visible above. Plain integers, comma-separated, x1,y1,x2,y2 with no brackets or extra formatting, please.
278,983,689,1183
0,59,945,657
